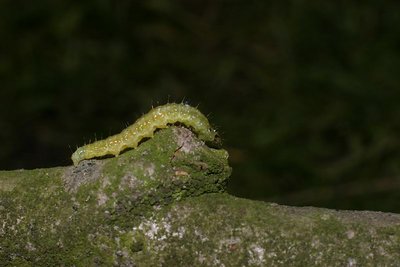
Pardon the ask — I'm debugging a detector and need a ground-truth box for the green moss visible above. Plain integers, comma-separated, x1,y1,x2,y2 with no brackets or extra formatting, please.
0,127,231,265
3,126,398,265
125,194,400,266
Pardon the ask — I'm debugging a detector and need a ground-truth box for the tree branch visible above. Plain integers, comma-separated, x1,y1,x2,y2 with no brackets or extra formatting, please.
1,127,399,266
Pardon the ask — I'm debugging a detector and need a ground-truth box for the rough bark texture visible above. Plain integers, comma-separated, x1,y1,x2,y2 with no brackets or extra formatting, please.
1,126,399,266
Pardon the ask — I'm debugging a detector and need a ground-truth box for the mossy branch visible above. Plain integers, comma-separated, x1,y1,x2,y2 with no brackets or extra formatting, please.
1,127,399,266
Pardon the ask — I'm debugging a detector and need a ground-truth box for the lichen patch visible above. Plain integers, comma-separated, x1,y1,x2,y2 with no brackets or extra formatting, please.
62,160,104,193
173,127,202,154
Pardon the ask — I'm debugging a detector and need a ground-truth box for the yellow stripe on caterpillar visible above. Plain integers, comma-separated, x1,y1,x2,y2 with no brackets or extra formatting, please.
71,103,217,165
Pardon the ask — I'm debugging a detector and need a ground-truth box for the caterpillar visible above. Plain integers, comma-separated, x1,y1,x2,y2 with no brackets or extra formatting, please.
71,103,217,165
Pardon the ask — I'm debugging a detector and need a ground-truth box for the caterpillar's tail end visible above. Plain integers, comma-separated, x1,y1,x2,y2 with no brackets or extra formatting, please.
200,128,222,148
71,147,85,166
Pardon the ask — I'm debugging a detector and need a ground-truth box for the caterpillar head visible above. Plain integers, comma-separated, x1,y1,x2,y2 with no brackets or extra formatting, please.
71,146,86,166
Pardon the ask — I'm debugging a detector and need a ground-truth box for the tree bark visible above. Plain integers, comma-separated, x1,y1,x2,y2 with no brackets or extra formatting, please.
1,127,399,266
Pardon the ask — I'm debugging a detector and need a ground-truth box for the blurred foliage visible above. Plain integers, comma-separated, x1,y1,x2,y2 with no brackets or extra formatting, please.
0,0,400,212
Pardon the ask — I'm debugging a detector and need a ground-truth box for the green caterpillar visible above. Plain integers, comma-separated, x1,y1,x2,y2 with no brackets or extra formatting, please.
71,103,217,165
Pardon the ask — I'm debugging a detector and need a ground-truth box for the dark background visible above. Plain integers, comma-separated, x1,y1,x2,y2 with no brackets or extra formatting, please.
1,1,400,212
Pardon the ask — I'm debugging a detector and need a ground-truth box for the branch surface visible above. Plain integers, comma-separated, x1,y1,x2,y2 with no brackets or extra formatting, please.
0,127,399,266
